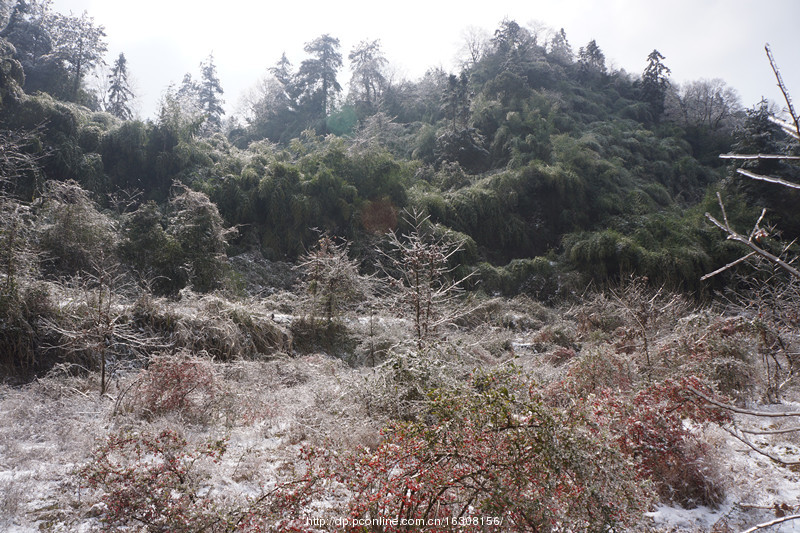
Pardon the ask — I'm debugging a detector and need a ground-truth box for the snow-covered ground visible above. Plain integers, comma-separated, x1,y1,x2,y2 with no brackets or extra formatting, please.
646,409,800,532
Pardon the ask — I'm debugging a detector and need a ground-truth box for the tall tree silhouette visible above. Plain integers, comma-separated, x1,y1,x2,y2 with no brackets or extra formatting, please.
198,53,224,133
578,39,606,76
297,34,342,124
106,52,134,120
641,49,671,118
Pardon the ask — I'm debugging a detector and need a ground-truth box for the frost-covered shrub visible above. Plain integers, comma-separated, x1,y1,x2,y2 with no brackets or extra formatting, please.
78,429,227,531
296,234,369,323
36,179,116,275
168,184,233,292
79,429,324,532
120,353,222,423
585,375,730,509
556,346,730,509
324,369,652,531
119,200,185,295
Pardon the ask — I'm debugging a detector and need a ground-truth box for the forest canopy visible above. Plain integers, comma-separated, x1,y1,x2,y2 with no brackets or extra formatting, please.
0,2,785,296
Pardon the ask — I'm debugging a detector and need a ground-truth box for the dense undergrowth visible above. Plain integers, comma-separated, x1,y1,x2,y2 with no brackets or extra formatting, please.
2,269,798,531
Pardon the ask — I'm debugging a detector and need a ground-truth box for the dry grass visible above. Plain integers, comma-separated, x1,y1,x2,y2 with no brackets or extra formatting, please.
147,292,293,360
0,354,383,531
0,375,108,530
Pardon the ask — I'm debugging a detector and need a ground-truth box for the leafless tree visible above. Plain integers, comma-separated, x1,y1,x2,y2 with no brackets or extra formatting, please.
457,26,490,68
42,255,162,395
695,45,800,530
610,276,688,371
666,78,743,132
377,209,474,351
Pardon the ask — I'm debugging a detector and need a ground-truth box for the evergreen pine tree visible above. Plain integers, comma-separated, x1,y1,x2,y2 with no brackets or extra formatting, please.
641,49,671,118
490,19,532,73
271,52,293,86
106,52,134,120
442,72,470,131
578,39,606,75
548,28,573,65
197,53,224,132
297,34,342,122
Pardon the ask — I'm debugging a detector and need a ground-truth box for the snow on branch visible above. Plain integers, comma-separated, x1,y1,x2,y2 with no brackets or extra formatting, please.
719,153,800,161
736,168,800,190
686,384,800,417
739,514,800,533
768,115,800,140
703,193,800,280
766,43,800,139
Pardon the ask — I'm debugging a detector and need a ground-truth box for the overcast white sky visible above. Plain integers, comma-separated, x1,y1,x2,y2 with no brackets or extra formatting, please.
51,0,800,121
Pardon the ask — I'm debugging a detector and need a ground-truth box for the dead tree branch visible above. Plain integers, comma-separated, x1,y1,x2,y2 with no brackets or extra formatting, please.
704,193,800,280
740,514,800,533
735,168,800,190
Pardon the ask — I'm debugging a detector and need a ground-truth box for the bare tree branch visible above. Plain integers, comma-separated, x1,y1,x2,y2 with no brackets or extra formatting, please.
721,425,800,466
766,43,800,138
736,168,800,190
686,385,800,417
740,514,800,533
705,195,800,280
720,153,800,161
768,115,800,140
700,252,756,281
738,425,800,436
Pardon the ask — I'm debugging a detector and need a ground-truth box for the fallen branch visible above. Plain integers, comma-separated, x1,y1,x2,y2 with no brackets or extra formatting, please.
740,514,800,533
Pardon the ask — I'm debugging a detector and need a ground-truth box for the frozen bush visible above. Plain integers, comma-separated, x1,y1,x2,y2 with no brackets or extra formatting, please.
118,353,222,423
323,369,653,531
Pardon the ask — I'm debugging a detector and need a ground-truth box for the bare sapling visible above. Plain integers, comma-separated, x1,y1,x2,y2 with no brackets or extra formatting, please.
377,208,474,351
44,254,162,395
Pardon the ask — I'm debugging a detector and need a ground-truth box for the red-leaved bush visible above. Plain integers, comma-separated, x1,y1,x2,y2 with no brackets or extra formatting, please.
78,429,227,531
549,347,731,509
78,430,324,532
593,377,730,508
129,353,222,423
320,370,653,532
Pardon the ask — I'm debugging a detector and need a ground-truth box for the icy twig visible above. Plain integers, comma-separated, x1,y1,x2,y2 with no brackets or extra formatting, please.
736,168,800,191
705,194,800,280
700,252,756,281
686,385,800,417
721,425,800,467
766,43,800,139
720,153,800,160
739,514,800,533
